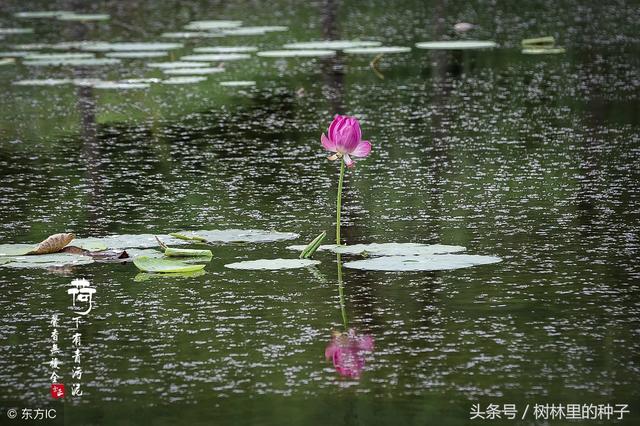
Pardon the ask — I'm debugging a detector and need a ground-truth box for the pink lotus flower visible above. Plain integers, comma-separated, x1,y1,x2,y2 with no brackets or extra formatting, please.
325,329,374,378
321,115,372,168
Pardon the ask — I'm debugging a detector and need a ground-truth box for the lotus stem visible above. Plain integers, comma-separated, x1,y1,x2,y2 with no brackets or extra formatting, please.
337,253,348,328
336,160,345,245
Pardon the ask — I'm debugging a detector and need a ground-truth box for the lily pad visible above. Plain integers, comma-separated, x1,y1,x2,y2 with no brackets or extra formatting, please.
161,32,223,39
343,254,501,271
178,229,299,243
220,80,256,87
0,51,30,57
68,238,108,252
15,11,72,18
343,46,412,54
184,20,243,31
193,46,258,53
133,256,207,273
283,40,381,50
0,58,16,66
222,26,287,36
256,49,336,58
80,42,183,52
0,28,34,35
147,61,210,69
13,79,72,86
23,58,121,66
2,253,94,269
163,67,224,75
415,40,498,50
522,47,566,54
134,270,206,282
105,51,168,58
180,53,252,61
225,258,320,270
0,244,36,256
162,76,207,85
286,243,466,256
23,53,95,60
57,13,110,21
92,81,150,89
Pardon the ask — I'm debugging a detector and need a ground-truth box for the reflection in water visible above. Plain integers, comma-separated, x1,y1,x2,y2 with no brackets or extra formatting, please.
325,253,374,379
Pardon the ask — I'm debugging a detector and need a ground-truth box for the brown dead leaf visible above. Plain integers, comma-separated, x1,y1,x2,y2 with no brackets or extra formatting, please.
28,233,76,255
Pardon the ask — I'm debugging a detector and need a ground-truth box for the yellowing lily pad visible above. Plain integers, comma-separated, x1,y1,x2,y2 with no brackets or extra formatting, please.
225,258,320,270
343,254,501,271
133,256,207,273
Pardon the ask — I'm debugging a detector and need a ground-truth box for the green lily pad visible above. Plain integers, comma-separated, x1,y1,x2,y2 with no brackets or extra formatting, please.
220,80,256,87
133,256,207,273
161,32,223,39
57,13,110,21
286,243,466,256
0,51,30,57
105,51,168,58
0,258,12,265
222,26,287,36
68,238,108,252
164,247,212,257
184,20,243,31
15,11,72,18
194,46,258,53
343,46,411,54
225,258,320,270
0,28,34,35
283,40,381,50
256,49,336,58
163,67,224,75
24,53,95,60
415,40,497,50
521,36,555,47
0,244,36,256
162,76,207,85
23,58,121,66
92,81,150,89
13,79,72,86
2,253,94,269
80,42,183,52
178,229,299,243
522,47,566,54
180,53,252,61
0,58,15,66
343,254,501,271
134,270,206,282
148,61,210,69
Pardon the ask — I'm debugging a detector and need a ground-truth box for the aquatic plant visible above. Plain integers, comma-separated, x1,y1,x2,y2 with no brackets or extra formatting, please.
321,115,371,245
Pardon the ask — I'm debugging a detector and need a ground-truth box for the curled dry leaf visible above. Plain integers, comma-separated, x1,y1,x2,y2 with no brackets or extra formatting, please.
28,233,76,255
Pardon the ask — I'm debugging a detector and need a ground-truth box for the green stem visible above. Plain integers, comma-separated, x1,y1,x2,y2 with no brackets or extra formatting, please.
337,253,348,329
336,160,345,245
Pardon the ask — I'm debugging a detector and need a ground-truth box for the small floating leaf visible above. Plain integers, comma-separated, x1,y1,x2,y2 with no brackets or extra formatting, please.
164,247,213,257
80,42,183,52
415,40,497,50
169,232,208,242
256,49,336,58
0,58,16,66
222,26,287,36
163,67,224,75
133,256,207,273
343,46,411,54
521,36,555,47
92,81,149,89
15,11,72,18
57,13,110,21
343,254,501,271
184,20,243,31
220,80,256,87
283,40,381,50
24,53,95,60
161,32,223,39
162,76,207,85
225,258,320,270
522,47,566,54
180,53,251,61
105,51,168,58
0,28,34,35
194,46,258,53
23,58,121,66
0,51,30,57
148,61,210,69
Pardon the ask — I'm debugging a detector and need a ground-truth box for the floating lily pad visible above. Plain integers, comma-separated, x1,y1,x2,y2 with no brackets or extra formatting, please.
220,80,256,87
0,58,15,66
225,258,320,270
286,243,466,256
72,78,104,87
522,47,566,54
0,28,34,35
193,46,258,53
120,78,162,84
163,67,224,75
178,229,299,243
72,234,186,249
343,254,501,271
180,53,251,61
162,76,207,85
68,238,108,252
23,58,121,66
106,51,168,58
521,36,555,47
80,42,183,52
222,26,287,36
147,61,210,69
343,46,412,54
161,32,223,39
415,40,497,50
184,20,243,31
0,243,36,256
134,270,206,282
257,49,336,58
133,256,207,273
57,13,110,21
0,51,30,57
283,40,382,50
15,11,72,18
92,81,150,89
2,253,94,269
0,258,12,265
13,79,72,86
24,52,95,60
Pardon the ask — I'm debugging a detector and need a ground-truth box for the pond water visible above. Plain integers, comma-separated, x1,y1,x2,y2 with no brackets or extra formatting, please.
0,0,639,425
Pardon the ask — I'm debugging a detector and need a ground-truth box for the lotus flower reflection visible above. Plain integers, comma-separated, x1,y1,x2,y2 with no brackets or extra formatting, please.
325,329,374,378
321,115,372,168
